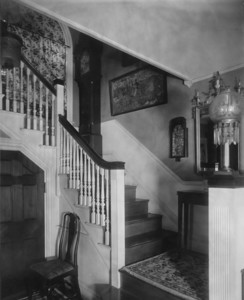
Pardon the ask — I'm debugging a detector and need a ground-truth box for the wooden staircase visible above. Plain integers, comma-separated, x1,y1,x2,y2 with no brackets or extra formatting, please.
125,185,163,265
117,185,179,300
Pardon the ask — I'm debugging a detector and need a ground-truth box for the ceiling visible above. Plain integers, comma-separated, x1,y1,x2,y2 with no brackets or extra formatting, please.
3,0,244,82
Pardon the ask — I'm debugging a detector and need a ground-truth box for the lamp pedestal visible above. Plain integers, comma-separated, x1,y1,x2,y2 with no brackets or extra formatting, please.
221,143,232,172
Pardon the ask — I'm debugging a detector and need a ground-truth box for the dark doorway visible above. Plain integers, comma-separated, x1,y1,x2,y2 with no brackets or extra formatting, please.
0,151,45,299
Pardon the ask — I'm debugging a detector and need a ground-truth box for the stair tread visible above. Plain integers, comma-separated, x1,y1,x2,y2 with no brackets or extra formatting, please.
126,231,162,247
125,185,137,189
125,213,162,223
125,198,149,204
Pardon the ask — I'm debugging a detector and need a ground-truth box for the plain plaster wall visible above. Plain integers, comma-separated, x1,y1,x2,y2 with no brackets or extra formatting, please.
100,47,244,180
101,45,197,181
19,0,244,82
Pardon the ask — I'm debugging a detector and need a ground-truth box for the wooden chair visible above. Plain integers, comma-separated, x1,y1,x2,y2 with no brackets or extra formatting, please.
28,212,82,299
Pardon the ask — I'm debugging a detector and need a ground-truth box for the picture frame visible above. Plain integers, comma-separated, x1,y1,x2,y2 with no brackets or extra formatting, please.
109,66,167,116
169,117,188,161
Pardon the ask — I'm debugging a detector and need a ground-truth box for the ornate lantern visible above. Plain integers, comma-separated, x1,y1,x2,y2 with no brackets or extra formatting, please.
1,20,22,69
208,72,243,172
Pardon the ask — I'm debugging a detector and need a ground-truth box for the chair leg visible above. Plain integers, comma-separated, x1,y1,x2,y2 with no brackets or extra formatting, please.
26,273,35,300
47,287,54,300
73,276,82,300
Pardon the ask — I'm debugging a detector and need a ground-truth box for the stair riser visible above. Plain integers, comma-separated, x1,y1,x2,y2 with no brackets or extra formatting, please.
125,202,148,218
85,223,105,244
120,272,177,300
75,206,91,223
63,188,79,206
125,239,163,265
125,186,136,201
125,218,161,237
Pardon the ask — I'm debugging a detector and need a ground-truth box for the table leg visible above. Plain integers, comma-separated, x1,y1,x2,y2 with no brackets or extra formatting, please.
178,199,183,251
184,203,189,249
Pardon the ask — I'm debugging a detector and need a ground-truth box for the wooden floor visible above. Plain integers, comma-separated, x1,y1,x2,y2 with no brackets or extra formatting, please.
100,282,183,300
10,231,179,300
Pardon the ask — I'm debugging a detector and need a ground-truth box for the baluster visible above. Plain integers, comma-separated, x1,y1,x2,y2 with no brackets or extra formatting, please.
76,143,80,188
63,128,67,174
72,139,76,189
69,133,73,188
51,94,55,146
33,75,37,129
59,125,63,173
17,68,21,112
96,165,100,225
39,82,43,130
45,89,49,145
79,148,83,205
105,169,110,246
100,168,105,226
87,156,92,206
66,130,70,174
83,153,88,206
26,68,31,128
13,68,17,112
6,69,10,111
20,62,24,113
91,161,96,223
0,69,3,110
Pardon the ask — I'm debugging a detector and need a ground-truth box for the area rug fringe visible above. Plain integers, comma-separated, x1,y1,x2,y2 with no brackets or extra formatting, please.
121,250,208,300
123,267,196,300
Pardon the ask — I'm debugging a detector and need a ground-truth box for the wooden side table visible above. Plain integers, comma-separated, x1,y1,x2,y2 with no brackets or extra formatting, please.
177,190,208,251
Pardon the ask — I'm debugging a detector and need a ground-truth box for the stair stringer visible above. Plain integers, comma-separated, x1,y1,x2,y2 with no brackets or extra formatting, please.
0,111,59,258
58,174,112,300
102,119,204,232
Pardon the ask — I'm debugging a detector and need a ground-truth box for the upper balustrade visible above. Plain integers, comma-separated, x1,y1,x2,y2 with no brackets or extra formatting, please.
0,58,58,146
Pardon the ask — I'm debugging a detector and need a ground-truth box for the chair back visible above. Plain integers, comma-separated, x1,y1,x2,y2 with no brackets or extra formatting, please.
58,212,80,266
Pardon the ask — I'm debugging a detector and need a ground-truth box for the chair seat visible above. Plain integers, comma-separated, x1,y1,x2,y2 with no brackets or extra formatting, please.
30,259,74,281
27,213,82,299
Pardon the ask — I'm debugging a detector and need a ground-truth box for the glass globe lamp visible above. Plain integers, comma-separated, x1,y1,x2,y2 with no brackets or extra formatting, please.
209,88,242,146
209,88,242,171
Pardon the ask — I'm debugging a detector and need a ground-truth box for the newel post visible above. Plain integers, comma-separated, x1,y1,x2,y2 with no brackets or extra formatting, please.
54,79,64,146
54,79,65,124
0,22,2,110
54,79,64,195
110,168,125,288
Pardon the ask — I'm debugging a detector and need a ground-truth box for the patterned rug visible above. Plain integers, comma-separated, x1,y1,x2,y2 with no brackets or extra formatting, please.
121,250,208,300
18,289,68,300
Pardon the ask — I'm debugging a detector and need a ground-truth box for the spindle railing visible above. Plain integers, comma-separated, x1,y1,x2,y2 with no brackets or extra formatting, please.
0,58,57,146
1,57,125,285
58,115,125,246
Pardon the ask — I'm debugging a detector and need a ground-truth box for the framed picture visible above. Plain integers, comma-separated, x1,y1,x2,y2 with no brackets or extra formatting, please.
109,66,167,116
169,117,188,161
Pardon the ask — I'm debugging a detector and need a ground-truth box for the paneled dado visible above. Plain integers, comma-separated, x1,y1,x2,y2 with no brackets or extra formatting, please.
0,150,45,299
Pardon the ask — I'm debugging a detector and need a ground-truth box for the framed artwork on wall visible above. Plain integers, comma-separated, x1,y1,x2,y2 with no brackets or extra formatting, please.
109,66,167,116
169,117,188,161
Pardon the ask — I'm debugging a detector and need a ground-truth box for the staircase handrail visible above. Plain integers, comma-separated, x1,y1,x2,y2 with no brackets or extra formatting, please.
58,114,125,170
21,55,56,95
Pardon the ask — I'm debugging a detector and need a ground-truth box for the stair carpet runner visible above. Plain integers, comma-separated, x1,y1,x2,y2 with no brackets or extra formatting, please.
124,185,163,265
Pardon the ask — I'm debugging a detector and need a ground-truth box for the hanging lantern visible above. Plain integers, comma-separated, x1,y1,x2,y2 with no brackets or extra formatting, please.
1,21,22,69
